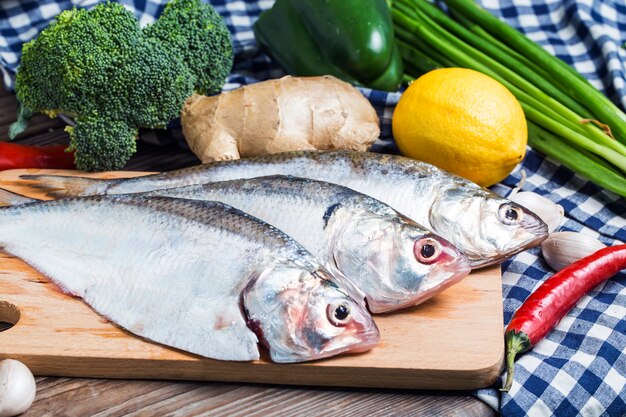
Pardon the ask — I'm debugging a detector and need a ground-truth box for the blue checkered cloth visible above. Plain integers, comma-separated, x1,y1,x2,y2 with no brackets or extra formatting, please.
1,1,625,415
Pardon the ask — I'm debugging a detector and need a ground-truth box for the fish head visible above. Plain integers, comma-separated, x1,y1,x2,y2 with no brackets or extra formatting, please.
430,190,549,268
332,214,471,313
243,264,379,363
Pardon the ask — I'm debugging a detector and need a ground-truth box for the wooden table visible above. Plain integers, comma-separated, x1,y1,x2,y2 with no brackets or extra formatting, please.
0,85,497,416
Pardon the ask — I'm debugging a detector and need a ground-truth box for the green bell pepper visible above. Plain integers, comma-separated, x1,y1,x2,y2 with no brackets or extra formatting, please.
253,0,404,92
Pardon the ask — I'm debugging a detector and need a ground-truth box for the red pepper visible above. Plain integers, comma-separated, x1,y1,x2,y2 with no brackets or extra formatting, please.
0,142,75,171
502,244,626,392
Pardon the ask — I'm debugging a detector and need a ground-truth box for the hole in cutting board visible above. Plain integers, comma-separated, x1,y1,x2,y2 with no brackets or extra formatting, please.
0,301,20,332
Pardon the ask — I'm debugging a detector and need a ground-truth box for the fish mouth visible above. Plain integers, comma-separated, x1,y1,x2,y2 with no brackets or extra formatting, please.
398,255,471,310
341,330,381,354
469,217,549,269
366,241,472,313
369,267,471,313
304,300,381,362
469,252,513,269
410,239,472,305
311,325,380,360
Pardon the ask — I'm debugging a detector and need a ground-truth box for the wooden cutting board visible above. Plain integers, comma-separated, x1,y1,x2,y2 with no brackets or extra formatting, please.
0,169,504,390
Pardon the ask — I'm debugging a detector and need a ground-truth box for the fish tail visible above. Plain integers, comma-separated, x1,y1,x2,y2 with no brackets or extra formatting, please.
18,174,106,198
0,188,38,206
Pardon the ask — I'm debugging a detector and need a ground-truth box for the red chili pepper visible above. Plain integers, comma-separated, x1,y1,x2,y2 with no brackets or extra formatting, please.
502,244,626,392
0,142,75,171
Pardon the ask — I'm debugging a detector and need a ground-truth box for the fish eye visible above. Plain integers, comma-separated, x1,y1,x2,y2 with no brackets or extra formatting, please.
327,303,352,327
414,237,442,264
498,204,524,225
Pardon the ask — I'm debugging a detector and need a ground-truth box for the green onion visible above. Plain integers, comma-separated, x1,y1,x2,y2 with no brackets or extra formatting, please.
527,123,626,197
390,0,626,197
400,1,626,159
411,0,592,119
394,5,626,170
444,0,626,145
397,40,443,75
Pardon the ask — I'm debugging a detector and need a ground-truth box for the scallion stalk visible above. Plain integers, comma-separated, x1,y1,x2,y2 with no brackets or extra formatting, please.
444,0,626,145
390,0,626,196
408,0,592,118
405,3,626,159
397,39,443,75
392,5,626,172
527,122,626,196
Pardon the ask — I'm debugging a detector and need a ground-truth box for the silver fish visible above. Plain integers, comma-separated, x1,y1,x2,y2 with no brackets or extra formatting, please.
0,177,471,313
0,196,379,362
22,151,549,267
139,176,470,313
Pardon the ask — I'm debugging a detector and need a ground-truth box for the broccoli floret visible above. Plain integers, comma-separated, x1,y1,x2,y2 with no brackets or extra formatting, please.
16,3,194,123
144,0,234,95
12,0,232,171
67,116,138,172
121,37,195,128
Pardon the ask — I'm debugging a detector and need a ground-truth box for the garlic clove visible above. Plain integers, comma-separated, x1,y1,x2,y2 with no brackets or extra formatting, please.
509,191,564,233
541,231,607,271
0,359,36,417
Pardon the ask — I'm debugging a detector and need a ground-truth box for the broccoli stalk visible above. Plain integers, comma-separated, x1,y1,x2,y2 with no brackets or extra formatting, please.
11,0,233,171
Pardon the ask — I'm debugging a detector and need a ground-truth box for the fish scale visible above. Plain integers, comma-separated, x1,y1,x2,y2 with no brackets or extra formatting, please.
0,177,472,313
22,150,549,267
0,195,379,362
138,176,471,313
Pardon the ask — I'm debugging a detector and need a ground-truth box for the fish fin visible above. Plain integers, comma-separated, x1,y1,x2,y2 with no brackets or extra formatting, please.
19,174,106,197
134,299,260,361
24,246,260,361
0,188,38,206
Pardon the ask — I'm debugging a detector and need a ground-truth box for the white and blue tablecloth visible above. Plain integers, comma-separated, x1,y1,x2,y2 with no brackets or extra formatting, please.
1,1,625,415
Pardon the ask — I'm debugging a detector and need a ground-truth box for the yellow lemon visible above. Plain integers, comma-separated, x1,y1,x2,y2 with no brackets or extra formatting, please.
392,68,527,187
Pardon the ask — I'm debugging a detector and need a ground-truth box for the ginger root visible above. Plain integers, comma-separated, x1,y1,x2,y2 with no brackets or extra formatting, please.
181,75,380,162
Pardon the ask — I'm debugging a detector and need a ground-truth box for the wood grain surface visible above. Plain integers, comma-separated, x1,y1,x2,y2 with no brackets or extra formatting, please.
26,377,497,417
0,84,499,416
0,168,504,390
